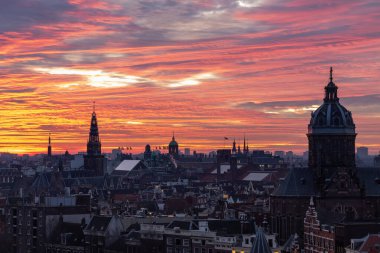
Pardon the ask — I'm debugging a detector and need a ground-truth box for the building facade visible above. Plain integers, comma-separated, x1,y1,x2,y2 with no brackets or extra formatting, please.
270,68,380,244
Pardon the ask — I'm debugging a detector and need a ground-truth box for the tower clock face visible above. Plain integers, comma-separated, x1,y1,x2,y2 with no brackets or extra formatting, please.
333,203,357,219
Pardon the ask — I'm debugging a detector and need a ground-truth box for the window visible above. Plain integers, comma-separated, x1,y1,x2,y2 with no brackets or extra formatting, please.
176,238,182,246
183,239,189,246
167,247,173,253
201,240,206,246
167,237,173,245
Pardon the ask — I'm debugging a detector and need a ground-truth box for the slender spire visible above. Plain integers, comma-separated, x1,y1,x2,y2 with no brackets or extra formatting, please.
47,133,52,157
87,103,101,156
232,138,237,153
329,66,333,83
172,131,175,141
243,134,246,152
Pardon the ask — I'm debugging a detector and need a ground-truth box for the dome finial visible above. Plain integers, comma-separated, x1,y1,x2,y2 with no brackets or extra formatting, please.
330,66,333,82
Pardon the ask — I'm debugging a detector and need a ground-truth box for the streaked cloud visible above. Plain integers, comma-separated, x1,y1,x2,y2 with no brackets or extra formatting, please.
1,0,380,154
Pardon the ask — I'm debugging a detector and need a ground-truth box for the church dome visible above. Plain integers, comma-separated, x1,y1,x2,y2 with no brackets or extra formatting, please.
169,137,178,147
308,67,355,134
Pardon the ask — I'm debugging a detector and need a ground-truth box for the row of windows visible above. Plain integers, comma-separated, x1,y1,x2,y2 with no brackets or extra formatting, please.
167,247,190,253
167,238,190,246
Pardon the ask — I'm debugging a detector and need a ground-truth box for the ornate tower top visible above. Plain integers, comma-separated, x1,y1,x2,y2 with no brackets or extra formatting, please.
87,102,101,156
308,67,355,134
168,132,179,156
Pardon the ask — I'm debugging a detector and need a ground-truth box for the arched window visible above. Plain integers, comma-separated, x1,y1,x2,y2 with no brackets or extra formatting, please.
333,117,340,126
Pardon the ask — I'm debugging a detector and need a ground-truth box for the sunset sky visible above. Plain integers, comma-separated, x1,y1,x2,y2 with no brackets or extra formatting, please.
1,0,380,155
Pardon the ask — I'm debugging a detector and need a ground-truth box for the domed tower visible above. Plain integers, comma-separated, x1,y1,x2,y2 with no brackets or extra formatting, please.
144,144,152,160
168,133,179,156
308,67,356,181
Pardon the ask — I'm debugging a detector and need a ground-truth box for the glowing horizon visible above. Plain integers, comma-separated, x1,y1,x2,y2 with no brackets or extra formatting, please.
1,0,380,155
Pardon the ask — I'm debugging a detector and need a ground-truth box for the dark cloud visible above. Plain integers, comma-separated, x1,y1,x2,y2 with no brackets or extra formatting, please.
0,0,74,33
0,87,37,93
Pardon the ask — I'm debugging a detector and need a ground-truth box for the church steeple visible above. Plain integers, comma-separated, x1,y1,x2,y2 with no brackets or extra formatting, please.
87,102,101,156
243,135,247,153
47,133,52,157
232,138,237,154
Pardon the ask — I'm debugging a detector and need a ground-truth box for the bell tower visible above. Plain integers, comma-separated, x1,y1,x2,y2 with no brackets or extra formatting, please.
307,67,356,182
84,102,106,176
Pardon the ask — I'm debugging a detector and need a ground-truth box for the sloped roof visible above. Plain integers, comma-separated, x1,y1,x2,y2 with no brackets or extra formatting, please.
359,234,380,252
114,160,141,172
211,164,243,174
243,173,269,182
250,227,271,253
167,220,198,230
272,167,316,196
85,216,112,232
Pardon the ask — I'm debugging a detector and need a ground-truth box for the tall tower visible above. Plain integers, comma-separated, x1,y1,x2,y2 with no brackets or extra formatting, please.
87,102,101,156
307,67,356,182
84,102,106,176
47,133,52,157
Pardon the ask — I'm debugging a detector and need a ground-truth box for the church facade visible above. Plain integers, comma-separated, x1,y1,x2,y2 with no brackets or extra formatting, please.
270,68,380,248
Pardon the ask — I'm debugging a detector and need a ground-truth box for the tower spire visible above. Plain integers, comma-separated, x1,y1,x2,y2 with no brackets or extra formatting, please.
87,103,101,156
329,66,333,82
232,138,237,153
48,133,52,157
243,134,246,152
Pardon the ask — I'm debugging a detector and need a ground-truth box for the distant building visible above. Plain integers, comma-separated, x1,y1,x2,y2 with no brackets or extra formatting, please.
168,133,179,156
144,144,152,160
375,153,380,167
271,68,380,244
357,147,369,159
5,195,91,253
274,151,285,158
83,215,124,253
184,148,191,156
